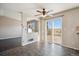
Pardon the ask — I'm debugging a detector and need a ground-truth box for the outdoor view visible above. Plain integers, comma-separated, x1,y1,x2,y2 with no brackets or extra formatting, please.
47,17,62,44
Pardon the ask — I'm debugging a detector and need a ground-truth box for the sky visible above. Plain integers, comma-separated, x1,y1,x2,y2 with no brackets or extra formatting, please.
47,17,62,29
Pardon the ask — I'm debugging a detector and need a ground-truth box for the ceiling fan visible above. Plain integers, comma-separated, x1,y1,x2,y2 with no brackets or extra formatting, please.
35,8,53,17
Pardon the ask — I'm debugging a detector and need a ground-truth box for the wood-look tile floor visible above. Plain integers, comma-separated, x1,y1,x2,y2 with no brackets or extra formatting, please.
0,42,79,56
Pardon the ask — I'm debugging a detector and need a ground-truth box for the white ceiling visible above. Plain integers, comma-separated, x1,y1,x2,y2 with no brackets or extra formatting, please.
0,3,79,17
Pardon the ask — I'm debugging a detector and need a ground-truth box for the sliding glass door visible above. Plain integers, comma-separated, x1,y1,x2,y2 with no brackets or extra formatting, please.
47,17,62,44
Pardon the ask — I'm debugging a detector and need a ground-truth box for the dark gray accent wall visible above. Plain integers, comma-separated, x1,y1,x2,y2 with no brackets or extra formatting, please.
0,37,21,52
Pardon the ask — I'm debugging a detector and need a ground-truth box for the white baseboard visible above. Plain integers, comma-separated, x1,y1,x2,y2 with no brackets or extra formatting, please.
61,44,79,51
22,40,37,46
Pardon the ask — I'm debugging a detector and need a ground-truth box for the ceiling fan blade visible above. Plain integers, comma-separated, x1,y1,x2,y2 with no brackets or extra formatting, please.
47,10,53,13
37,10,42,13
35,14,42,16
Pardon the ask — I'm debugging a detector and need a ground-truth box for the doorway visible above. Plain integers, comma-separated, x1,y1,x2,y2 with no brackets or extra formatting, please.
46,17,62,45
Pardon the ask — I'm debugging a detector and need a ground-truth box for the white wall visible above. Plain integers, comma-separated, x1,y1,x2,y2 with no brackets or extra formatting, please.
0,8,21,39
0,8,4,16
0,16,21,39
54,7,79,50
